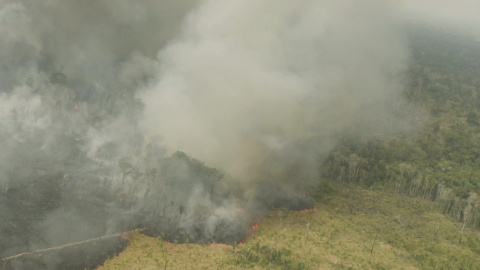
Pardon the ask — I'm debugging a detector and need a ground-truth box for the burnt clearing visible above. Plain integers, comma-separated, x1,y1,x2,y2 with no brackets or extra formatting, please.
0,130,314,269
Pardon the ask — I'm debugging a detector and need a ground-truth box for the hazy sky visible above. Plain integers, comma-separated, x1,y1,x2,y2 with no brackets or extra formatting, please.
403,0,480,33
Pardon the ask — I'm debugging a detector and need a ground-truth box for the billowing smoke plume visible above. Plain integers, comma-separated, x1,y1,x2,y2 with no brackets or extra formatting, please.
139,0,412,202
0,0,416,269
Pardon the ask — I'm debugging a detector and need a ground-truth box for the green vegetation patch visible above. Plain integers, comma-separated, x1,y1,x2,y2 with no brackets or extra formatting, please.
98,184,480,269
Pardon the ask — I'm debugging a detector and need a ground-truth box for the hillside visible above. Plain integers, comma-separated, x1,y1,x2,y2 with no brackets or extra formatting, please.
97,183,480,269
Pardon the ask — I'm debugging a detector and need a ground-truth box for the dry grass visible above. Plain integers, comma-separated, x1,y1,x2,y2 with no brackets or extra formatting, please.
97,184,480,269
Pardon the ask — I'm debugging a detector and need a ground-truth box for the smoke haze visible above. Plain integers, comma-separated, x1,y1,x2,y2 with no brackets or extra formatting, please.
140,0,411,190
0,0,427,268
403,0,480,35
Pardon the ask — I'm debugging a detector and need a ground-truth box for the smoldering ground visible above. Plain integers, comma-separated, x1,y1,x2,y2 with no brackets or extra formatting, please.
1,0,419,269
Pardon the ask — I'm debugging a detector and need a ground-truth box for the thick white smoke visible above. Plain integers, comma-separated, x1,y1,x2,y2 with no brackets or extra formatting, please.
140,0,412,192
0,0,422,268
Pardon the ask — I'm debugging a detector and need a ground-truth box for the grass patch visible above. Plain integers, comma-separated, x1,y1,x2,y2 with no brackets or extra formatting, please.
98,183,480,269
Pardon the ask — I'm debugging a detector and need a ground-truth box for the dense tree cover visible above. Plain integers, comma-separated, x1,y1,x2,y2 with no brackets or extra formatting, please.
321,25,480,229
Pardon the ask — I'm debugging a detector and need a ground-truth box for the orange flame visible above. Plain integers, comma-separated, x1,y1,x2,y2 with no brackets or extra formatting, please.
244,217,260,240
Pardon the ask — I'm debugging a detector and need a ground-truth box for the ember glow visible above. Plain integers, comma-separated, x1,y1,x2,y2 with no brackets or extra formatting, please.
245,218,261,239
250,218,260,232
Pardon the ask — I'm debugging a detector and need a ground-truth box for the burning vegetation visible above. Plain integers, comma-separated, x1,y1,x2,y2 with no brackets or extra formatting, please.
0,116,315,269
0,0,420,269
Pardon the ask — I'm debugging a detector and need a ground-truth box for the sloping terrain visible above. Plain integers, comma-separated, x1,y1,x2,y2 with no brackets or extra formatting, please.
98,183,480,269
